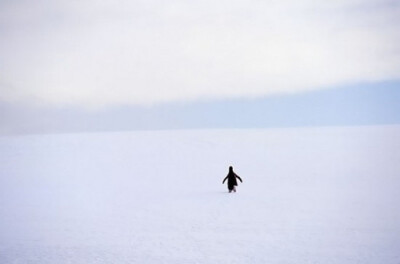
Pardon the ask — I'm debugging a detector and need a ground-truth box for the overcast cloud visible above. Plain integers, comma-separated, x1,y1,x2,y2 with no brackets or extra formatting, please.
1,0,399,108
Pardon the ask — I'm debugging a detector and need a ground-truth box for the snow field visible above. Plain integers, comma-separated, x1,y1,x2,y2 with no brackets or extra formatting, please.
0,126,400,263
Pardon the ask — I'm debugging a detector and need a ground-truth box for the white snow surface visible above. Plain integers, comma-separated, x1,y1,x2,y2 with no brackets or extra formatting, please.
1,126,400,263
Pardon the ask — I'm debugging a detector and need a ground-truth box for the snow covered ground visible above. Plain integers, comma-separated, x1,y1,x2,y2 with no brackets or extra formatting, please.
0,125,400,263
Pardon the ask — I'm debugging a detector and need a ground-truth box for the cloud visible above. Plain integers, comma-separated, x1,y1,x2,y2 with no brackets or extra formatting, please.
1,0,399,108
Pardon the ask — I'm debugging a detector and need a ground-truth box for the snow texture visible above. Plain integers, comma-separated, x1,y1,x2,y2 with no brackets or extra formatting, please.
1,126,400,263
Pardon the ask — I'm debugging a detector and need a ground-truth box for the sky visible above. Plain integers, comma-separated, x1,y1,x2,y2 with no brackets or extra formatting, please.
1,0,400,134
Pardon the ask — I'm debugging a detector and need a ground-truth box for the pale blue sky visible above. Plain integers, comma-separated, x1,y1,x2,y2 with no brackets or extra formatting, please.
1,81,399,135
